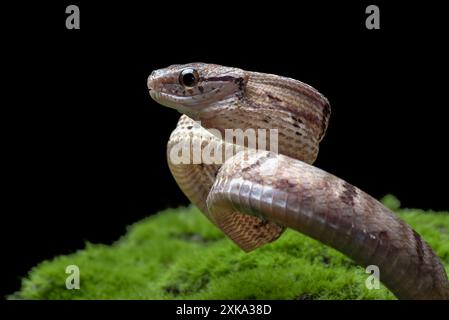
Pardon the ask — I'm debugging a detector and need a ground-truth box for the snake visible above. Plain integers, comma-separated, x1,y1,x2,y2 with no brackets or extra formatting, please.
147,62,449,299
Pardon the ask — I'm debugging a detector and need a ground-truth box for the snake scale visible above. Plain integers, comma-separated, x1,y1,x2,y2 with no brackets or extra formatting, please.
147,63,449,299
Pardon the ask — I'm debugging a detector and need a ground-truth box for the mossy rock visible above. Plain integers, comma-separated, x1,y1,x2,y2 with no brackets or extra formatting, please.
11,195,449,299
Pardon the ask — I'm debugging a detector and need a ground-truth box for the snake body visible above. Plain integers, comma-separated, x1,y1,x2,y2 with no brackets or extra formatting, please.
147,63,449,299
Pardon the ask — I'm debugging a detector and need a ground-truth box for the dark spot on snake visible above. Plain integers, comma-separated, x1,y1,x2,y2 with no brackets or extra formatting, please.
262,116,272,123
318,102,331,140
187,126,193,129
378,231,389,241
412,230,425,263
340,181,357,207
277,178,297,189
241,161,260,173
295,131,302,136
323,101,331,117
267,94,281,102
291,115,303,124
255,219,269,229
198,86,204,93
234,77,245,90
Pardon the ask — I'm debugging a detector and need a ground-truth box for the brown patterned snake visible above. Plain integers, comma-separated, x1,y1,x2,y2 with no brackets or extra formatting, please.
147,63,449,299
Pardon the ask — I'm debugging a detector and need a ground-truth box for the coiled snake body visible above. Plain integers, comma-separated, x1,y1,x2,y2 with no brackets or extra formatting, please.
148,63,449,299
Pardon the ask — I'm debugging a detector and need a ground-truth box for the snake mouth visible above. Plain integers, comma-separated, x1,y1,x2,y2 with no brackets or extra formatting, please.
149,87,224,110
149,90,189,104
149,90,201,115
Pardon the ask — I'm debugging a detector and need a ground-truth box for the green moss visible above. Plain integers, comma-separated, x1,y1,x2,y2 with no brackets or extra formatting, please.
11,195,449,300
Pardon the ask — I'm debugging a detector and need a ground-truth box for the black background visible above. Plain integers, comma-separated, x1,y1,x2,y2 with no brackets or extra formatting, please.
2,1,448,299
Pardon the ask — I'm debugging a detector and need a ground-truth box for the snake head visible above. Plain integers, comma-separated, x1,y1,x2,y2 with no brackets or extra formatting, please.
148,63,248,118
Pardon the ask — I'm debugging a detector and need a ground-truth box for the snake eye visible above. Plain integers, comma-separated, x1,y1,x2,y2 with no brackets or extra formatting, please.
179,68,199,87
